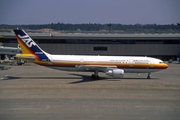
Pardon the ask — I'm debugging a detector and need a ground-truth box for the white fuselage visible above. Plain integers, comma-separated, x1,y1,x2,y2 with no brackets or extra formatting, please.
40,54,167,73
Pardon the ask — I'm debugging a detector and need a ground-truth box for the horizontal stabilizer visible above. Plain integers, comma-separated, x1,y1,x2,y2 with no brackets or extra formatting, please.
16,54,35,60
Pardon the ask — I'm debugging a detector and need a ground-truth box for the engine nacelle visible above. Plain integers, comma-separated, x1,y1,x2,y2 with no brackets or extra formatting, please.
106,69,124,78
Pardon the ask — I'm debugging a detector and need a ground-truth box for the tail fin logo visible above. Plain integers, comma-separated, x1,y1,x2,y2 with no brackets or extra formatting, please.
18,34,36,48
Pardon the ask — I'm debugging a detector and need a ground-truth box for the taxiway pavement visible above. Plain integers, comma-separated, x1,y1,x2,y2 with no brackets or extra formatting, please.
0,63,180,120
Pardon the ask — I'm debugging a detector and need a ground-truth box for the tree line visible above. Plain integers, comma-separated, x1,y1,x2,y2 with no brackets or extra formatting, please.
0,23,180,33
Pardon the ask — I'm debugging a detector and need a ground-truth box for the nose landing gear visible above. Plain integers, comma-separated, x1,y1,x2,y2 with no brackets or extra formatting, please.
147,72,152,79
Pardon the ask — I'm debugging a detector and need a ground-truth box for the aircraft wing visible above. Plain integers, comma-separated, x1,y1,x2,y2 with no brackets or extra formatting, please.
75,65,117,72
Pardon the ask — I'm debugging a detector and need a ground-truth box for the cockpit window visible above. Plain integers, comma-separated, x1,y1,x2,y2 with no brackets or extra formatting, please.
159,62,164,64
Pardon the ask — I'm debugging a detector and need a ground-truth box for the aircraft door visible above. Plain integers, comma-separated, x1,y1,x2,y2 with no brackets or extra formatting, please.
149,59,154,64
129,59,134,64
80,58,83,64
48,56,52,65
129,59,134,67
149,59,154,67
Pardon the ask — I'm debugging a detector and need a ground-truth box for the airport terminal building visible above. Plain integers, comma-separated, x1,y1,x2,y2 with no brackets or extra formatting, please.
0,32,180,61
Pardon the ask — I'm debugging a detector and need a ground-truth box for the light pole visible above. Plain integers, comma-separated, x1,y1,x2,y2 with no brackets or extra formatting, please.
177,23,180,62
107,23,112,33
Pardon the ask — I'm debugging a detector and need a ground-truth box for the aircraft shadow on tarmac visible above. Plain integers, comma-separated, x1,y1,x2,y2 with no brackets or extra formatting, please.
0,74,109,83
1,74,116,84
1,74,158,84
1,76,81,80
67,73,158,84
68,73,110,84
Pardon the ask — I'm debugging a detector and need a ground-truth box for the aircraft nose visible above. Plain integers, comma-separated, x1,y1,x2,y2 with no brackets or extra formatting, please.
164,63,168,69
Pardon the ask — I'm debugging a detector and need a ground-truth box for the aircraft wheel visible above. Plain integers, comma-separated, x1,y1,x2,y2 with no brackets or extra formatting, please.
147,72,152,79
91,74,99,80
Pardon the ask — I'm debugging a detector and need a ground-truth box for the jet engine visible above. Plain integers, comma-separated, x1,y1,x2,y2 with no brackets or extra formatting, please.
106,69,124,78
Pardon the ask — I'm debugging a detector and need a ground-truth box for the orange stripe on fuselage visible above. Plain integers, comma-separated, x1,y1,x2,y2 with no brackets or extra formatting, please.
34,61,168,69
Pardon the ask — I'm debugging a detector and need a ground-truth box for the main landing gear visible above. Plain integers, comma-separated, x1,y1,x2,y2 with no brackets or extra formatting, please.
147,72,152,79
91,70,100,80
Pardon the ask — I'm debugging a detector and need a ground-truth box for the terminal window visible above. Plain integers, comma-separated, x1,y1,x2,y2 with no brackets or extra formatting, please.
94,47,107,51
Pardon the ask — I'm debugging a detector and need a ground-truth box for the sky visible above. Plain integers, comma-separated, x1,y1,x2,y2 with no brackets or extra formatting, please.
0,0,180,25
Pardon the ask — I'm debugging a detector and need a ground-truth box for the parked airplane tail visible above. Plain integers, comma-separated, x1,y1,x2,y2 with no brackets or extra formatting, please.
14,29,50,61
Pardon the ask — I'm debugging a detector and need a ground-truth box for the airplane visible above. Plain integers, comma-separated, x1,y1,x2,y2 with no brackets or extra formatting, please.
0,45,24,65
0,45,21,55
13,29,168,80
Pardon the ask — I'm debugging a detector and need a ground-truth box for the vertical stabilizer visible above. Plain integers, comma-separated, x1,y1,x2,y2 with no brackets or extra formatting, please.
14,29,50,61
